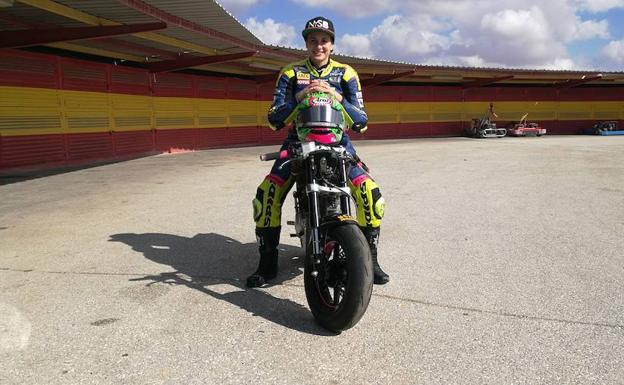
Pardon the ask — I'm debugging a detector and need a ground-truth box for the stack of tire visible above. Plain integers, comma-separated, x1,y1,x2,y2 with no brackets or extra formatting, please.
591,121,618,134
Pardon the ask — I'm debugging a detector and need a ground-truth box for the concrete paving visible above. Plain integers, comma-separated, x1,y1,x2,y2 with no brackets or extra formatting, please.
1,135,623,385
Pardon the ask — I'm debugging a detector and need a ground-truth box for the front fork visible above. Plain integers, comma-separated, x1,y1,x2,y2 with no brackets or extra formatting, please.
306,156,351,278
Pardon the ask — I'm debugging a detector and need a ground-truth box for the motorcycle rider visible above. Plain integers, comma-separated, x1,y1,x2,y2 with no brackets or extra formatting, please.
248,16,390,287
488,102,498,120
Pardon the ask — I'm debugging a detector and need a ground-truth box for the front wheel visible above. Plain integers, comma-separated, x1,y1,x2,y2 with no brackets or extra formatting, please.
304,224,373,333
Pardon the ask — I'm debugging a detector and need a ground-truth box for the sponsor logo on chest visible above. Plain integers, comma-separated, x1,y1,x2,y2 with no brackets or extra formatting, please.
327,70,342,84
297,72,310,85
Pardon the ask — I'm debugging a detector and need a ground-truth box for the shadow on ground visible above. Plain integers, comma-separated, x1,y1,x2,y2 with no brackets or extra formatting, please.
0,155,152,185
109,232,333,336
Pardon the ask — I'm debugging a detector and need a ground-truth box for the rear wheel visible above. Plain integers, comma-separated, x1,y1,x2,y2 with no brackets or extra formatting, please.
304,224,373,333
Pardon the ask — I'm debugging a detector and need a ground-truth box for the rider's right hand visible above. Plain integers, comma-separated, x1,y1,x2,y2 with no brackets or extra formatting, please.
296,80,341,102
296,81,318,102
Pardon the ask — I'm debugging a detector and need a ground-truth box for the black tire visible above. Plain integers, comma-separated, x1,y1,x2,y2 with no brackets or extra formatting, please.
304,224,373,333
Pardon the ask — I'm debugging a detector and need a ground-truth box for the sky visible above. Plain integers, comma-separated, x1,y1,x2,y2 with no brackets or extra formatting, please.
217,0,624,71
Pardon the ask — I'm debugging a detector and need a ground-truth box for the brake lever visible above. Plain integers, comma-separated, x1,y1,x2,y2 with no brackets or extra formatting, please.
278,159,292,170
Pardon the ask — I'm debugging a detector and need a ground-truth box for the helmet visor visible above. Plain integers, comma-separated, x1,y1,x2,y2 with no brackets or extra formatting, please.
297,104,344,128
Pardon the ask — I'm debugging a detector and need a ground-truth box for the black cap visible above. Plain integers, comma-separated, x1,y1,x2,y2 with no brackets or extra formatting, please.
302,16,335,41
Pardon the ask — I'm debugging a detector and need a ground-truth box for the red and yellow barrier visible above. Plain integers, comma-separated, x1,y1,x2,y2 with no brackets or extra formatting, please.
1,49,622,171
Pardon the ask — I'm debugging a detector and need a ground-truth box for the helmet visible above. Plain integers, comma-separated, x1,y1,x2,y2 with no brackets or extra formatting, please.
302,16,335,42
296,92,345,144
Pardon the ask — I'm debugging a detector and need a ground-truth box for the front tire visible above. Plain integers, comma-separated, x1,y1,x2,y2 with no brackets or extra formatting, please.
304,224,373,333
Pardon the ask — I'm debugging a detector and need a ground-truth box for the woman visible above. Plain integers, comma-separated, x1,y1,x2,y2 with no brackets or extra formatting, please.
248,16,389,287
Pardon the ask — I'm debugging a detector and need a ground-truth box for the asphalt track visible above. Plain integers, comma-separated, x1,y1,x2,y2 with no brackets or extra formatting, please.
1,136,623,385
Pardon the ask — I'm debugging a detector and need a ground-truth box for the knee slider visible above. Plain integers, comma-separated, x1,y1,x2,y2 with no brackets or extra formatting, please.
252,188,264,222
371,187,385,220
254,177,286,228
357,180,384,226
252,199,263,222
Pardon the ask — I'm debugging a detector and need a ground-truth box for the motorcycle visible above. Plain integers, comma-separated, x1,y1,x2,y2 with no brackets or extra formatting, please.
260,92,373,333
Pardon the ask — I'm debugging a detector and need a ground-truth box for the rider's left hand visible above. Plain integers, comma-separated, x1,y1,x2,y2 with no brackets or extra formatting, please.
307,80,343,103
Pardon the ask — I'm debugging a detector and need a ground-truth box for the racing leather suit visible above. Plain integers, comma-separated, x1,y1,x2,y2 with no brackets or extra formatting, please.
253,58,384,230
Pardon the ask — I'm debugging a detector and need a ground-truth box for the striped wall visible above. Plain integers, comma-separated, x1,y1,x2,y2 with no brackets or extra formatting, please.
1,49,623,171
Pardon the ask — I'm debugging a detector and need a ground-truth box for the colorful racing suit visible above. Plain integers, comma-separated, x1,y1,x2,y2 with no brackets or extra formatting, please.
253,58,384,229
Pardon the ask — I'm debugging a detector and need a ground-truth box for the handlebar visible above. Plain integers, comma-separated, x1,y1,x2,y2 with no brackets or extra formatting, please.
260,142,354,163
259,149,289,161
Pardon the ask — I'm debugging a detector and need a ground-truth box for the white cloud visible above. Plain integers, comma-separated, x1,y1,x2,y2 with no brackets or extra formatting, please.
217,0,265,14
537,58,577,70
291,0,397,18
338,34,373,58
370,15,451,56
304,0,618,69
418,54,504,68
480,8,550,42
330,5,454,59
337,14,452,61
573,19,610,39
481,7,550,43
476,7,570,66
575,0,624,12
335,7,571,68
454,55,503,68
284,0,624,69
244,17,298,47
602,40,624,62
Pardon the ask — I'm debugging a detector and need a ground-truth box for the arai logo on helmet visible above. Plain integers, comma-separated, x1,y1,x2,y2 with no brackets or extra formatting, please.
308,19,329,29
311,96,331,105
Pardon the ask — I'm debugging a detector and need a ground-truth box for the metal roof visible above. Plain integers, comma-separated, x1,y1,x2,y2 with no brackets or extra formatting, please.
146,0,262,45
1,0,623,86
56,0,156,24
4,2,88,27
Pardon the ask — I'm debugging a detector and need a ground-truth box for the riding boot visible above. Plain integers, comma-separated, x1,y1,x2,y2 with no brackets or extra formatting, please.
246,227,280,288
360,226,390,285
